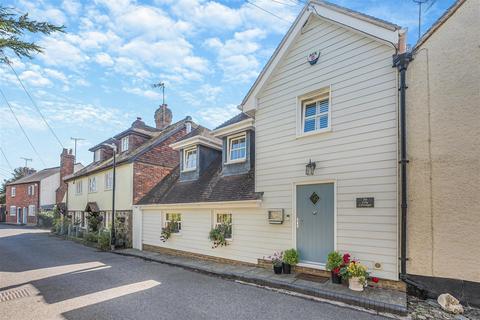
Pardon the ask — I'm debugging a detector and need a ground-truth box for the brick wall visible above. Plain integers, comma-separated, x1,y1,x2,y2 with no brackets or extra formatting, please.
5,183,40,224
129,134,149,151
56,149,74,204
132,128,187,204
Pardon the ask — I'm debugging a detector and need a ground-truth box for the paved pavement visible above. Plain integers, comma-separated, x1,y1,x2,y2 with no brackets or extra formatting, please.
0,225,390,320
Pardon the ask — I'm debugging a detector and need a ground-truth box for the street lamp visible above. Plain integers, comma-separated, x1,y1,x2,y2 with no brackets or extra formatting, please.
102,142,117,250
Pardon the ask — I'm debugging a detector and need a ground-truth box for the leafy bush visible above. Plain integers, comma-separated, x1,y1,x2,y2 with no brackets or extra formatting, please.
160,223,176,242
326,251,343,273
98,229,111,251
37,211,55,228
84,232,98,243
283,249,300,266
86,212,103,232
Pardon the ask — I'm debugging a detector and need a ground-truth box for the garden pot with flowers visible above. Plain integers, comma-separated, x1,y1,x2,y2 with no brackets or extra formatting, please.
342,259,369,292
326,251,343,284
267,251,284,274
282,249,299,274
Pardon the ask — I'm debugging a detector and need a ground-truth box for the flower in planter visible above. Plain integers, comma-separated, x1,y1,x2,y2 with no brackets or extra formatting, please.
209,223,230,248
372,277,379,283
343,253,351,264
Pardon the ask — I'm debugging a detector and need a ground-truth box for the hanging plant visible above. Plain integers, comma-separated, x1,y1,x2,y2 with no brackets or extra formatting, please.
160,223,176,242
209,223,231,248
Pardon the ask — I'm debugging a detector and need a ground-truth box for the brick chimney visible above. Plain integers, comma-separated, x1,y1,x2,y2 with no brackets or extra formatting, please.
56,148,74,204
154,104,172,130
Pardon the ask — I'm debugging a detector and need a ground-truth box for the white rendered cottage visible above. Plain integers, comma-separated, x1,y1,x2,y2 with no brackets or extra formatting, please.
134,1,406,282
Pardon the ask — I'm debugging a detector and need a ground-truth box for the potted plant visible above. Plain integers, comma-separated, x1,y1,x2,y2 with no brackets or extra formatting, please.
267,251,283,274
343,259,369,292
326,251,343,284
282,249,299,274
160,223,175,242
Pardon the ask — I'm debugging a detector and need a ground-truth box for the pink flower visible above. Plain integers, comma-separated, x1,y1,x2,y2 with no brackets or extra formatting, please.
343,253,350,264
372,277,379,283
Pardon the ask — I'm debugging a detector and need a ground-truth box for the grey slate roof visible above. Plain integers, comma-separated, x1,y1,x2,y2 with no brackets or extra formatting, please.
138,156,261,205
177,125,215,142
66,117,194,181
214,113,251,130
7,167,60,185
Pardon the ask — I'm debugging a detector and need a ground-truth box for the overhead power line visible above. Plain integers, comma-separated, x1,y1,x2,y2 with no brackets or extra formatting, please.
7,61,64,148
0,87,47,166
269,0,300,8
245,0,292,22
0,147,13,170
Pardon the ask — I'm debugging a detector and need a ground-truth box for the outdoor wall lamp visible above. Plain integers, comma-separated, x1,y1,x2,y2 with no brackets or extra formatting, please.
305,159,316,176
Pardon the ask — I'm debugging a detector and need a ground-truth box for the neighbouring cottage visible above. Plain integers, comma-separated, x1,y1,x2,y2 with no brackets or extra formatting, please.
64,104,196,247
5,149,83,225
404,0,480,305
133,1,406,284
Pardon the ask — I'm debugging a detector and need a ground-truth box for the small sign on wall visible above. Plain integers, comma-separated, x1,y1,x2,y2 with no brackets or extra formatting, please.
356,197,374,208
268,209,284,224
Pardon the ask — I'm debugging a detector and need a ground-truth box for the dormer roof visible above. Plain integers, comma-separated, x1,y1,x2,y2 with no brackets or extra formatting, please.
170,126,222,151
213,113,254,138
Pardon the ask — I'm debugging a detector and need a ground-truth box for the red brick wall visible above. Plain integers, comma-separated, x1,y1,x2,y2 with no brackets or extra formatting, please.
5,183,40,224
132,128,187,204
129,134,149,151
56,149,74,204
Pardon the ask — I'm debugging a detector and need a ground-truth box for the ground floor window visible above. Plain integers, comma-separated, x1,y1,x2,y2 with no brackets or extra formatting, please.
215,213,232,240
9,206,16,216
165,213,182,233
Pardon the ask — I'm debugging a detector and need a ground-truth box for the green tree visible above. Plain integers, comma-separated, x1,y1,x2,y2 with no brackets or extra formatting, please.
0,167,36,203
0,6,64,63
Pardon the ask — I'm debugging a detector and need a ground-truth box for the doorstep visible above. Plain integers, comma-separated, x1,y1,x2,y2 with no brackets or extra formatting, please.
113,248,407,316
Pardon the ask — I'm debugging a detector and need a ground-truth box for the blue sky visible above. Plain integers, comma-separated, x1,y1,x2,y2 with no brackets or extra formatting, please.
0,0,454,176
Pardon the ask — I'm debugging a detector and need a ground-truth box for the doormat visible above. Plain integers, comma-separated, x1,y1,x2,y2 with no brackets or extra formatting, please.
295,273,329,283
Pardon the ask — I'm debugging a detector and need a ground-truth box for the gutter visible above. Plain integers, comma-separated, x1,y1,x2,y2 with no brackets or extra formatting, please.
392,52,413,279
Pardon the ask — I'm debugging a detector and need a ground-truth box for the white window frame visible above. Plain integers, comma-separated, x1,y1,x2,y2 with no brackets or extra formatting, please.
28,205,36,217
165,213,182,234
88,177,97,193
182,147,197,172
227,133,247,164
94,149,101,162
296,87,332,138
104,171,113,190
11,187,16,197
75,180,83,195
27,184,35,196
121,136,129,152
9,206,16,216
214,212,233,241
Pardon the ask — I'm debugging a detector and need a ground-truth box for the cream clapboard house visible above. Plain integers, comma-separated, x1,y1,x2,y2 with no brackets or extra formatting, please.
133,1,406,281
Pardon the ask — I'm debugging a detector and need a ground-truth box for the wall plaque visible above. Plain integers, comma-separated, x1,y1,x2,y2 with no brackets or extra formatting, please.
268,209,284,224
356,197,374,208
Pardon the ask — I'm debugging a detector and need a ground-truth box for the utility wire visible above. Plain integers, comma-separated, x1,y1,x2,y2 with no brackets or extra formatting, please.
7,62,64,148
269,0,300,8
245,0,292,22
0,147,13,170
0,88,47,166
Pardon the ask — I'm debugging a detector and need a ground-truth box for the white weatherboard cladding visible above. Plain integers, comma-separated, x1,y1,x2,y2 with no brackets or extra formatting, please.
141,208,291,264
255,16,398,280
40,172,60,207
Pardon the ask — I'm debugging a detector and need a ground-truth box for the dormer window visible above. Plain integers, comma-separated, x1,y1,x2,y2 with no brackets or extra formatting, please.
183,147,197,172
121,136,129,152
94,149,101,162
227,133,246,163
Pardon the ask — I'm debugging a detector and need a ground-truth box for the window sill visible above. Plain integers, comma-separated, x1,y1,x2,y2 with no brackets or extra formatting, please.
225,159,246,165
181,168,196,173
296,127,332,139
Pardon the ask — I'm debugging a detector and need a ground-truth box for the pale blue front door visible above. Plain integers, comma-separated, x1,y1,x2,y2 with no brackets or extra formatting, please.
296,183,334,265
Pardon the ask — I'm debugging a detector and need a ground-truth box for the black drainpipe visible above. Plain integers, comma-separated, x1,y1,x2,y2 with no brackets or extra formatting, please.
393,52,413,279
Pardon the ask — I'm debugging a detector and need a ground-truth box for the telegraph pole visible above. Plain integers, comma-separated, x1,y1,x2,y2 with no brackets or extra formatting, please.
70,137,85,163
20,157,32,168
413,0,429,40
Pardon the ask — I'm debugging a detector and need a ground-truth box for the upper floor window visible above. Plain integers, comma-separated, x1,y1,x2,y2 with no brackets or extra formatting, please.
227,134,246,163
11,187,16,197
298,89,331,136
94,149,101,162
88,177,97,193
121,136,129,152
183,147,197,172
104,171,113,190
27,184,35,196
75,180,83,195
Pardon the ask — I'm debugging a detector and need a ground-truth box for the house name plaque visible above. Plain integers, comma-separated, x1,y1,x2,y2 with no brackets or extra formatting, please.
356,197,374,208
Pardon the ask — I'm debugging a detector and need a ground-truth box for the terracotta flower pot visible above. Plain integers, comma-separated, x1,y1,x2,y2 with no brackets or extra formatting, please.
348,277,364,291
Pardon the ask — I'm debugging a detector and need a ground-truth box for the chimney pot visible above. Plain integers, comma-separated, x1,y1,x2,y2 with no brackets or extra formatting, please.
154,104,173,130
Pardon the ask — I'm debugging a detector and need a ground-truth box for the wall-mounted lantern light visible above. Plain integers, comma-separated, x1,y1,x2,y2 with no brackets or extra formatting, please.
305,159,316,176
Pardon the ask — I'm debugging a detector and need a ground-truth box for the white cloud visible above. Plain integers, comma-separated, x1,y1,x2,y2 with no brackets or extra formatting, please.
195,104,240,128
44,68,68,83
123,87,162,100
181,84,222,107
62,0,82,15
19,70,52,87
95,53,114,66
39,37,89,69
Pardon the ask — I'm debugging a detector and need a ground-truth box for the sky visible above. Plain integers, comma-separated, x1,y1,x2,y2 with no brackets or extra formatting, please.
0,0,455,177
